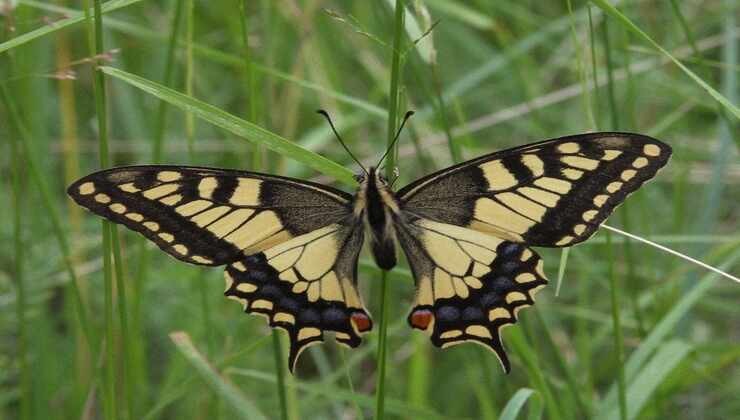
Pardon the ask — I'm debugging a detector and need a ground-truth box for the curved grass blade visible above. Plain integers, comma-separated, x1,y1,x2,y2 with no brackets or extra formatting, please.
170,332,267,420
1,0,146,54
590,0,740,120
603,340,692,420
500,388,541,420
99,66,355,185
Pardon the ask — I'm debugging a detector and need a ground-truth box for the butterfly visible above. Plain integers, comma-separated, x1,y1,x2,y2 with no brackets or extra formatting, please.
67,113,671,373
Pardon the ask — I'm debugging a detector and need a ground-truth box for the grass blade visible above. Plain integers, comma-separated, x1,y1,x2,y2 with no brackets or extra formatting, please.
375,2,406,419
589,0,740,120
170,332,267,420
499,388,538,420
605,340,693,420
98,66,354,185
1,0,146,54
597,250,740,415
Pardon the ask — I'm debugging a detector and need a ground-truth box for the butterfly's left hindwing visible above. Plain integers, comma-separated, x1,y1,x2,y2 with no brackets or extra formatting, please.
224,223,372,372
396,218,547,372
398,133,671,247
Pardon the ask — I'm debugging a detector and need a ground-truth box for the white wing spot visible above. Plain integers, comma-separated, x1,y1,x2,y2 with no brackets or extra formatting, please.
593,194,609,207
144,221,160,231
157,171,182,182
557,142,580,154
78,182,95,195
643,144,661,157
602,150,622,161
632,157,649,168
555,236,573,246
119,183,140,193
109,203,127,214
607,182,623,193
574,224,587,235
621,169,637,181
583,209,598,222
125,213,144,222
158,232,174,242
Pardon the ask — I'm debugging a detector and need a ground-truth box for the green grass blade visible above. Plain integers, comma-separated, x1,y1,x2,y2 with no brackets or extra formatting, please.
598,250,740,414
1,0,146,54
375,2,406,419
499,388,538,420
170,332,267,420
8,85,31,420
605,231,627,420
98,66,355,185
605,340,693,420
84,1,124,418
229,369,448,419
590,0,740,120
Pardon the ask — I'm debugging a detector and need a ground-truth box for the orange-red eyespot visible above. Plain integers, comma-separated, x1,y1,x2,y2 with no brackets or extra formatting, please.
409,309,434,330
350,312,372,332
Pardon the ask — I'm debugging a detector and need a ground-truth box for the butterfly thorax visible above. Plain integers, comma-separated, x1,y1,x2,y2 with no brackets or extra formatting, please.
354,167,399,270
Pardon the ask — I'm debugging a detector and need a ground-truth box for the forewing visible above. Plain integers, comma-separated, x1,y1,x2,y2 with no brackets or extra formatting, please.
67,165,352,266
397,218,547,372
398,133,671,247
224,223,372,372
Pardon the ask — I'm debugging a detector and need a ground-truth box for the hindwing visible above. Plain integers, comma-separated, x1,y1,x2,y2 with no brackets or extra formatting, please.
224,223,372,372
67,165,352,265
396,217,547,372
398,133,671,247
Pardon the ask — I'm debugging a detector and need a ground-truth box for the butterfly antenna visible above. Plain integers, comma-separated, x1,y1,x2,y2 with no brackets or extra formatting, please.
317,110,368,175
376,110,415,169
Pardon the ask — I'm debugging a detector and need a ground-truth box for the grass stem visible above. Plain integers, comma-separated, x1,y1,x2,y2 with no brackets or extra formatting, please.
375,2,406,419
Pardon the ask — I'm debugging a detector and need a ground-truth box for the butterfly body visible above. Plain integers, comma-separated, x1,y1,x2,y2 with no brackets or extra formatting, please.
355,167,400,270
68,132,671,372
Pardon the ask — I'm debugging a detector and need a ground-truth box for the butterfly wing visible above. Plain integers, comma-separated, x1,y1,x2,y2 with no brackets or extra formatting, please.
396,217,547,372
69,165,369,371
224,222,372,372
67,165,353,265
397,133,671,246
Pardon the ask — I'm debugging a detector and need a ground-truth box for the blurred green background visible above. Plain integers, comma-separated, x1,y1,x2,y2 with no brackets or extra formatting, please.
1,0,738,419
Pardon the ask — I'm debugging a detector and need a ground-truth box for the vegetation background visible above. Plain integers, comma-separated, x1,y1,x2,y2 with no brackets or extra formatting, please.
1,0,738,419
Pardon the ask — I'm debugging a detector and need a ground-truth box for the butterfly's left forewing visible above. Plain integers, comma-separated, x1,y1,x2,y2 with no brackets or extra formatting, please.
396,218,547,372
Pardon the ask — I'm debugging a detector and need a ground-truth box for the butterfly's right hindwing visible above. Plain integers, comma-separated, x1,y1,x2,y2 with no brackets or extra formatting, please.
67,165,352,266
396,218,547,372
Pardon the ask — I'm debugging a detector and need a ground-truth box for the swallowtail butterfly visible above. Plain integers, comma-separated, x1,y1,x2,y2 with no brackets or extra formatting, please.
68,114,671,372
